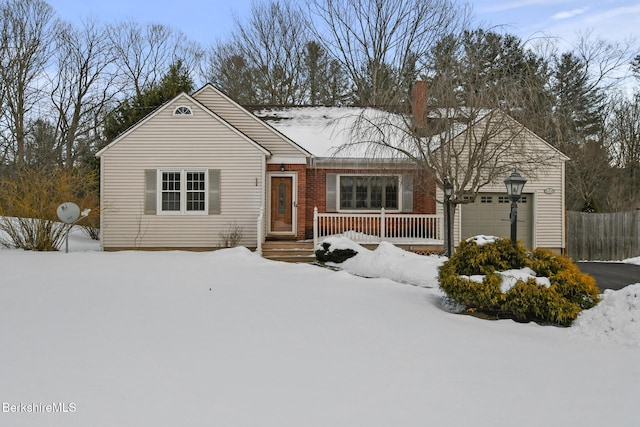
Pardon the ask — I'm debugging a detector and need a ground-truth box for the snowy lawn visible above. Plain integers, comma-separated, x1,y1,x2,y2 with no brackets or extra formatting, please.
1,231,639,426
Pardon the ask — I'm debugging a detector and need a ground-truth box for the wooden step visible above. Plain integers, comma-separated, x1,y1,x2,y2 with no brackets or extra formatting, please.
261,240,316,263
262,241,315,250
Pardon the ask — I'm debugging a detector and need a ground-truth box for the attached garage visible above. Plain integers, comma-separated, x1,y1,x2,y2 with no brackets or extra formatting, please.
461,193,534,249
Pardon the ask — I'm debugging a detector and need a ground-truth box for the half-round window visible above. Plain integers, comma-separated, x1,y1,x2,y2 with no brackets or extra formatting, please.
174,106,193,116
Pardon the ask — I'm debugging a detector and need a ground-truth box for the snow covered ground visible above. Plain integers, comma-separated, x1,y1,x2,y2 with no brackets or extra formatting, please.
1,230,639,426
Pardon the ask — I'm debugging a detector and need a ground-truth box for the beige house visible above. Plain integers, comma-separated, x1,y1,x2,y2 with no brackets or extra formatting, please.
97,82,568,254
97,84,309,250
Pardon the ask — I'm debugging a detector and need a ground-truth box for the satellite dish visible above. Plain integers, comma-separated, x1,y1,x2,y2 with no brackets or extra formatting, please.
57,202,81,224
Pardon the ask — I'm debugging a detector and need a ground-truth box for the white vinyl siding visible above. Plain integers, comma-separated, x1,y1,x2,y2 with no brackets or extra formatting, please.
193,85,308,159
100,97,265,249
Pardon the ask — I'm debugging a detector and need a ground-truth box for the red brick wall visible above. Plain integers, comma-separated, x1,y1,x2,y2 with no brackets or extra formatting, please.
266,164,436,240
304,167,436,239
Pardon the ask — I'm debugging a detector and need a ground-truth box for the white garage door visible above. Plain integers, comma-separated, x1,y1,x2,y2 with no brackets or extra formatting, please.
461,193,533,249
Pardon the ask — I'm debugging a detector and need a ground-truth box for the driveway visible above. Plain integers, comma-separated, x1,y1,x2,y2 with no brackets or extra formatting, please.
576,262,640,291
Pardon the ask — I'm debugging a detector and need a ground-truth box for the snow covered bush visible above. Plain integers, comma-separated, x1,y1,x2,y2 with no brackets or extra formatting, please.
439,238,600,326
315,240,358,263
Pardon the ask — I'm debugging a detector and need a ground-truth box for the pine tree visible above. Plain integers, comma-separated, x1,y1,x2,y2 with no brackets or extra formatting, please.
103,60,194,141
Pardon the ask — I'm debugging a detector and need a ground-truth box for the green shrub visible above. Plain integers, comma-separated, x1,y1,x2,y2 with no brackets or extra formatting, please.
439,261,504,311
531,248,600,310
502,280,579,326
438,238,600,326
448,238,529,276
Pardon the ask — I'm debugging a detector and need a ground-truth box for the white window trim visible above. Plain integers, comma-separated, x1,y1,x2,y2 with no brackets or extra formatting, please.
336,173,402,213
157,169,208,215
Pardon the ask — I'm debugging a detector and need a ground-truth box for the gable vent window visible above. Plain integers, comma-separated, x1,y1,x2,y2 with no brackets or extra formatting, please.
173,106,193,116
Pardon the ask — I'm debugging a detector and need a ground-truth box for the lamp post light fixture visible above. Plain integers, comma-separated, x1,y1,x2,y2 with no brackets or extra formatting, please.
503,171,527,261
443,178,454,257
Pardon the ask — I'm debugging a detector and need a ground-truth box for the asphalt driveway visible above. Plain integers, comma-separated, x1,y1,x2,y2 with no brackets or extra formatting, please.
576,262,640,291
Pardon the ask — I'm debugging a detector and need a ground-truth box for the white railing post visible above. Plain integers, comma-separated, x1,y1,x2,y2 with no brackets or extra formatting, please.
313,207,319,248
380,208,386,241
256,207,264,255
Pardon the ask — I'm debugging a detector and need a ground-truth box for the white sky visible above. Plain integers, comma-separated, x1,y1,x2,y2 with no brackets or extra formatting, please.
46,0,639,47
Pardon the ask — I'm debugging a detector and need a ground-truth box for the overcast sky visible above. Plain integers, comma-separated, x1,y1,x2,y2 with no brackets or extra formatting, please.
46,0,638,48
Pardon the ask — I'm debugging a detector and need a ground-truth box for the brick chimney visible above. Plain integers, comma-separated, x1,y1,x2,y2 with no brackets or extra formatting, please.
411,80,428,129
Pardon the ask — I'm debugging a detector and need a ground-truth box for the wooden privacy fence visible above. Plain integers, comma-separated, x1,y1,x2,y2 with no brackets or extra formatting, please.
567,210,640,261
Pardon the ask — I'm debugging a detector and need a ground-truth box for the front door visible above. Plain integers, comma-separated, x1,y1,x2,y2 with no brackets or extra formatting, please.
270,176,294,234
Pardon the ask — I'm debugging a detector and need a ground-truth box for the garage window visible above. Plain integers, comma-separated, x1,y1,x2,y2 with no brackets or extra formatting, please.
481,196,493,203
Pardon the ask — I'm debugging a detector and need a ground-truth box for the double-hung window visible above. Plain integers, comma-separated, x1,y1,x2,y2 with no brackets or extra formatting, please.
160,170,207,214
339,175,399,210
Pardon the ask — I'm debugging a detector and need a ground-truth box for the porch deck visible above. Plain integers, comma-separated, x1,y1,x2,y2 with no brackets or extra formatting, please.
313,207,443,247
259,208,444,262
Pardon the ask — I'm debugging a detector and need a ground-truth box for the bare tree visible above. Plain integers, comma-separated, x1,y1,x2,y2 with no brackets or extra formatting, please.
0,0,56,167
49,19,117,168
204,0,311,105
333,25,560,250
107,21,203,101
203,41,258,104
308,0,469,106
605,92,640,211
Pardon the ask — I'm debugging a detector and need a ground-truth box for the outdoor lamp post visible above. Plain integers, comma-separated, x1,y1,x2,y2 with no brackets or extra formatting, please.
503,171,527,258
443,178,453,257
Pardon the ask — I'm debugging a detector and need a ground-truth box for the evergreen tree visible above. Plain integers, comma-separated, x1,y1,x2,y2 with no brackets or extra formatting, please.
551,52,605,146
103,60,194,141
302,40,349,106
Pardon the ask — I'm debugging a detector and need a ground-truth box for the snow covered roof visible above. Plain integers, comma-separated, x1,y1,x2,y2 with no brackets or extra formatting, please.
253,106,496,161
254,106,408,159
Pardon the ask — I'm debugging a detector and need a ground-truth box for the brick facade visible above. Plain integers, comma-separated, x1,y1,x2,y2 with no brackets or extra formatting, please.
304,166,436,239
266,163,436,240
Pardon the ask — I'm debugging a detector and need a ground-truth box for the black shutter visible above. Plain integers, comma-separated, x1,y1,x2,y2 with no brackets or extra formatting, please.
144,169,157,215
326,173,337,212
402,173,414,212
208,169,221,214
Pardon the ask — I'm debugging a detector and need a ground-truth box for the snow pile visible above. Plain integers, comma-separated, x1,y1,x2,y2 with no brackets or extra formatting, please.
624,255,640,266
466,234,499,246
497,268,551,292
318,235,366,253
321,238,444,288
572,283,640,347
1,233,640,426
460,267,551,293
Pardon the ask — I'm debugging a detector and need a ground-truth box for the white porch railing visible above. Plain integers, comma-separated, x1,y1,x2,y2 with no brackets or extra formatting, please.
313,207,443,248
256,207,264,255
